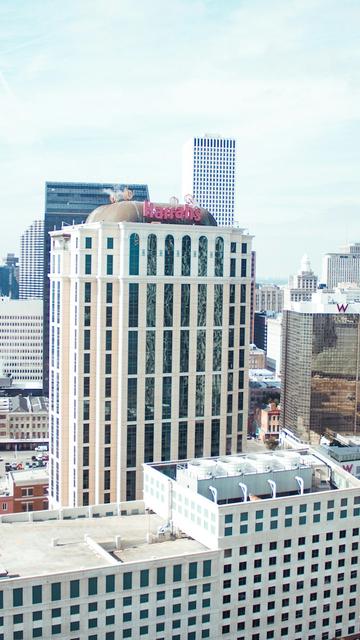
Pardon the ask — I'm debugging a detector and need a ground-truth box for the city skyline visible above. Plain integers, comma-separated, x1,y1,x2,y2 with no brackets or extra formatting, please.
1,0,359,277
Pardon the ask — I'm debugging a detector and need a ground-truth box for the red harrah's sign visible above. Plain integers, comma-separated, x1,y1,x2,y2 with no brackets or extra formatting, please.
143,201,202,223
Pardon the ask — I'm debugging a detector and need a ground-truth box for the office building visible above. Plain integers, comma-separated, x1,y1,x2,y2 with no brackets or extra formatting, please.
281,289,360,443
266,314,282,376
43,181,149,394
283,255,318,309
182,134,236,226
49,198,252,507
322,242,360,289
19,220,44,299
0,253,19,299
0,450,359,640
250,250,256,342
255,284,284,313
249,344,266,369
0,299,42,387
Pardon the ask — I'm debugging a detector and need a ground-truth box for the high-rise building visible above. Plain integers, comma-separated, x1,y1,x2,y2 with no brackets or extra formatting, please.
0,449,359,640
0,299,42,387
322,242,360,288
266,314,282,376
0,253,19,299
255,284,284,313
250,250,256,342
182,134,236,226
283,254,318,308
49,198,252,507
281,289,360,442
42,182,150,394
19,220,44,299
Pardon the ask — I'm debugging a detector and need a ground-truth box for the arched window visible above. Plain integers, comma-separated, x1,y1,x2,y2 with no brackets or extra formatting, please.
198,236,208,276
147,234,157,276
181,236,191,276
214,237,224,277
164,235,174,276
129,233,139,275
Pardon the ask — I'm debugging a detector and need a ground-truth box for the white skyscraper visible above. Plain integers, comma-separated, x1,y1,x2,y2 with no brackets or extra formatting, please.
0,299,42,386
182,134,236,226
49,197,252,508
322,242,360,288
19,219,44,299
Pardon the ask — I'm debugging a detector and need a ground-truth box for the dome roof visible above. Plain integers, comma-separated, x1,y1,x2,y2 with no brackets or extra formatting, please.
86,201,217,226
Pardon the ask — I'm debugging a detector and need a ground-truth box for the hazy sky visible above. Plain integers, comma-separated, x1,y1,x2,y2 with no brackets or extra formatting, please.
1,0,359,278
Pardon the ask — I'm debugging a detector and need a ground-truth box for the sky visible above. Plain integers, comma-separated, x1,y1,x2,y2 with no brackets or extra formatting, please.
0,0,359,278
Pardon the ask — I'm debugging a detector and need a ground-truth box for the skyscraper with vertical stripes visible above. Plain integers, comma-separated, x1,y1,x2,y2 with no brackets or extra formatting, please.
19,220,44,299
182,134,236,226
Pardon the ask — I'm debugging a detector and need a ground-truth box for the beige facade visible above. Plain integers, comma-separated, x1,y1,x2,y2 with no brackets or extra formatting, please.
0,396,48,442
49,201,252,508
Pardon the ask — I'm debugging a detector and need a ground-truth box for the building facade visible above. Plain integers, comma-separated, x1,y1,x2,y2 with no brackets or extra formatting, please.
0,299,42,386
0,396,48,448
283,255,318,308
182,134,236,226
19,220,44,299
0,451,358,640
255,284,284,313
43,182,149,394
281,290,360,443
0,253,19,299
266,314,282,376
322,243,360,289
49,199,252,508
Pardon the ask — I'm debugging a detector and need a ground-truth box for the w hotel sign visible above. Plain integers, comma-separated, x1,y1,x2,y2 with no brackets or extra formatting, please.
337,303,349,313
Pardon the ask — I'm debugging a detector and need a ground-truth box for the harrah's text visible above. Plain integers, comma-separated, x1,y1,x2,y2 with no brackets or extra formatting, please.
143,201,202,223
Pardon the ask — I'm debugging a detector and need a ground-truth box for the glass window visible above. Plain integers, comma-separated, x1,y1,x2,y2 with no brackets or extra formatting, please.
146,331,155,374
241,259,247,277
198,236,208,276
123,573,132,590
215,237,224,276
162,377,172,419
32,585,42,604
189,562,197,579
230,258,236,277
51,583,61,602
140,570,149,588
127,379,137,421
147,234,157,276
106,255,113,275
129,233,139,275
197,330,206,372
88,577,97,596
145,378,154,420
179,378,188,418
84,282,91,303
165,235,174,275
181,236,191,276
214,285,223,326
196,376,205,417
85,237,92,249
181,284,190,326
212,375,221,416
144,425,154,463
211,419,220,456
127,425,136,467
164,284,173,326
213,329,222,371
128,332,138,375
128,283,139,327
180,331,189,372
173,565,182,582
157,568,166,584
107,237,113,249
85,254,92,275
178,421,188,459
146,284,156,327
197,284,207,326
161,423,171,461
106,575,115,593
163,330,172,373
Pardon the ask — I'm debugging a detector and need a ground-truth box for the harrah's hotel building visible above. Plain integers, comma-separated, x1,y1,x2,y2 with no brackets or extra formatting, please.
49,197,253,508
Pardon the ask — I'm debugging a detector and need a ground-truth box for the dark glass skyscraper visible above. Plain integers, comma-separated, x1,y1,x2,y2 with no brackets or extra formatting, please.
43,182,149,394
281,309,360,442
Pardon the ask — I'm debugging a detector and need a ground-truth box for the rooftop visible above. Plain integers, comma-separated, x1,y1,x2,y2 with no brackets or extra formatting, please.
0,509,206,579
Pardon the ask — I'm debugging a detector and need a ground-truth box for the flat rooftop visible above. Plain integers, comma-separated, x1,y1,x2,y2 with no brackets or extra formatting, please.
0,512,207,579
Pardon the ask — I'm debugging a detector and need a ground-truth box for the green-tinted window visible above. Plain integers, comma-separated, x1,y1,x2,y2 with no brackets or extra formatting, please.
203,560,211,577
32,585,42,605
32,629,42,638
140,594,148,603
123,630,132,638
300,504,307,513
106,615,115,625
70,621,80,632
285,506,292,515
299,516,306,525
106,255,113,275
70,605,79,615
189,562,197,580
140,610,149,619
13,588,23,607
270,521,278,530
51,625,61,635
106,599,115,609
88,577,98,596
123,573,132,590
255,522,263,532
106,575,115,593
123,596,132,606
140,570,149,587
157,591,165,600
52,608,61,618
70,580,79,599
256,510,263,519
85,237,92,249
140,627,148,636
313,514,320,523
157,567,166,585
173,565,182,582
285,518,292,527
88,618,97,628
88,602,97,612
107,237,113,249
327,512,334,521
313,502,321,511
33,612,42,621
240,524,248,534
13,614,23,624
85,254,92,274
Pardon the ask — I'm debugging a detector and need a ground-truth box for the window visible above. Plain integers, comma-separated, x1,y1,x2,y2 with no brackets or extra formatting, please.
85,254,92,274
107,237,113,249
147,234,157,275
106,255,113,275
123,572,132,590
129,233,139,275
88,577,97,596
51,583,61,602
198,236,208,276
181,236,191,276
215,237,224,276
106,575,115,593
165,235,174,275
157,567,166,585
128,283,139,327
32,585,42,604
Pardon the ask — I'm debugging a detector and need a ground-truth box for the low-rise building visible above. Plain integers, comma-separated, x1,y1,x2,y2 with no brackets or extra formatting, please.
0,452,358,639
259,402,281,442
0,467,48,514
0,396,48,449
249,344,266,369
